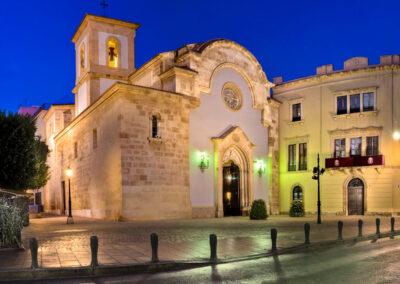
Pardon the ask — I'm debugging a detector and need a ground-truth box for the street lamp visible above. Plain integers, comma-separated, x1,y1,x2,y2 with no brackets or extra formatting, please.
65,167,74,225
312,154,325,224
393,131,400,141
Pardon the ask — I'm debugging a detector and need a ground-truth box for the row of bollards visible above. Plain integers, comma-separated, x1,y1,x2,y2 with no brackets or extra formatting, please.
28,217,397,269
29,232,220,269
338,217,395,241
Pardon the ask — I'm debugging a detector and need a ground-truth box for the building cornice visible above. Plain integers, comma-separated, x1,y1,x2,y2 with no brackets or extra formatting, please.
72,72,129,94
55,83,199,141
43,104,74,121
72,14,140,43
273,65,400,95
159,66,198,81
128,54,165,82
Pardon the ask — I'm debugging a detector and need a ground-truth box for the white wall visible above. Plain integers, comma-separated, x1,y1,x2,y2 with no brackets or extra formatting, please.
100,78,118,95
189,68,269,208
76,81,88,115
98,32,128,69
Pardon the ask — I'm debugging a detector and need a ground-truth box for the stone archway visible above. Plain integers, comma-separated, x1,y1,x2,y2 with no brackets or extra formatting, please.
212,126,254,217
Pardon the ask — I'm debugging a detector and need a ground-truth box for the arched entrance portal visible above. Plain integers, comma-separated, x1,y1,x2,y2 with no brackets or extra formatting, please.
223,162,241,216
212,126,254,217
348,178,364,215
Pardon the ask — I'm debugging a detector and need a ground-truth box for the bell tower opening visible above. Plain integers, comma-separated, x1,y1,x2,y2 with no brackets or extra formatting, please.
107,37,119,68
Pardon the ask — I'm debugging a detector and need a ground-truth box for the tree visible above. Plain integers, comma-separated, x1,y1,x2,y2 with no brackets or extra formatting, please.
0,111,50,191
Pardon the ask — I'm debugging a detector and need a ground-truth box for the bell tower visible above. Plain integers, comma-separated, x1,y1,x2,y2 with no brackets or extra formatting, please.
72,14,139,115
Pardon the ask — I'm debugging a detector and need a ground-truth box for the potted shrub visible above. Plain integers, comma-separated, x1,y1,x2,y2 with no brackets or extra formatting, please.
289,200,305,217
249,199,268,220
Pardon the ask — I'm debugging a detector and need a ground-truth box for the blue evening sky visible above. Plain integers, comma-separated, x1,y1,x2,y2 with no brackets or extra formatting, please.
1,0,399,112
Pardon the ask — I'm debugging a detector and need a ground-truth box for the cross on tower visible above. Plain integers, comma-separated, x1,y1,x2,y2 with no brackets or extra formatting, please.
100,0,108,16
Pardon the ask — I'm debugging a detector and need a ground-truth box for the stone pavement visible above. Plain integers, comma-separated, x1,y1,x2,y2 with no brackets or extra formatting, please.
0,215,397,270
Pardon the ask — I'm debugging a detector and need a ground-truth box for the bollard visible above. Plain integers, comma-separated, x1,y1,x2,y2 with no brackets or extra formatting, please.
304,223,310,245
150,233,159,263
271,228,277,252
390,217,395,239
376,218,381,237
209,234,217,262
337,221,343,241
358,219,363,238
90,235,99,267
29,238,39,269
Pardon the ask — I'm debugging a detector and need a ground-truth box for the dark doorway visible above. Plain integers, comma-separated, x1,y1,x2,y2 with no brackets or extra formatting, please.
223,163,241,216
292,186,303,202
348,178,364,215
61,181,66,215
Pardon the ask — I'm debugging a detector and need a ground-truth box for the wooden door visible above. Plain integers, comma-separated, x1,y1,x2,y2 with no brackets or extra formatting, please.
348,178,364,215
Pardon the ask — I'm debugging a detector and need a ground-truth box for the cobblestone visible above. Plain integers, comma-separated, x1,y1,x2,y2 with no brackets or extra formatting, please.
0,215,397,270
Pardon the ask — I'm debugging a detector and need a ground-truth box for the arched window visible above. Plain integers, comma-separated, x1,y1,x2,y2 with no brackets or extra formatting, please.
151,115,159,138
107,37,119,68
292,186,303,202
80,43,85,72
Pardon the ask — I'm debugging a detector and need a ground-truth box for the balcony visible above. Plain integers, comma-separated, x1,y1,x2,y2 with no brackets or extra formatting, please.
325,155,384,169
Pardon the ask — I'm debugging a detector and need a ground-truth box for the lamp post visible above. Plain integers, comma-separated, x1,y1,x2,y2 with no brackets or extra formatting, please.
312,154,325,224
65,167,74,225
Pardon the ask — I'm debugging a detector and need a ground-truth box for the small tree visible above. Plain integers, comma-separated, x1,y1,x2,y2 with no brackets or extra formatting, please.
31,139,50,189
0,111,50,191
249,199,268,220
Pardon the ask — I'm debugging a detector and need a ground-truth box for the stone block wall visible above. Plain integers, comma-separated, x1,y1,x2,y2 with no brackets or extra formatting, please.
52,93,123,220
119,87,196,220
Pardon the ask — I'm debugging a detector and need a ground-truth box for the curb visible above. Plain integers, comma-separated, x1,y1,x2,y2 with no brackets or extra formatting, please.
0,230,398,282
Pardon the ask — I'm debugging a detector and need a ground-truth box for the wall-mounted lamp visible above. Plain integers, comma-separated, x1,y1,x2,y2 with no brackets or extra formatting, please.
254,160,266,177
198,152,210,172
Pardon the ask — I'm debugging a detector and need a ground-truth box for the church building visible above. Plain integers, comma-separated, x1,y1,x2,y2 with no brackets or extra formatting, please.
36,14,280,220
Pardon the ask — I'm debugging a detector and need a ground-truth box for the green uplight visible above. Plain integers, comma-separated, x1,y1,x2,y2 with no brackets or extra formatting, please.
197,151,210,172
254,159,266,177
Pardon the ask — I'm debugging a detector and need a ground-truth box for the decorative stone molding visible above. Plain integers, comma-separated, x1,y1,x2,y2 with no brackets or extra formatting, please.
328,126,383,136
331,110,379,120
273,65,400,94
265,99,280,215
344,57,368,70
211,126,254,217
333,86,378,97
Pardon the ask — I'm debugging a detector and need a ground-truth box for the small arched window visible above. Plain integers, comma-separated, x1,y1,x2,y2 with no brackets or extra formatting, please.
292,186,303,202
151,115,159,138
80,43,85,72
107,37,119,68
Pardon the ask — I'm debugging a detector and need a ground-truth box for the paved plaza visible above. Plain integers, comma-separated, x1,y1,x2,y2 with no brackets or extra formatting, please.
0,215,397,270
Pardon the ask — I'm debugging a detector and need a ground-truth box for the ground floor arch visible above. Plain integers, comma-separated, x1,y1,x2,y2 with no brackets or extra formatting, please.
212,126,255,217
347,178,365,215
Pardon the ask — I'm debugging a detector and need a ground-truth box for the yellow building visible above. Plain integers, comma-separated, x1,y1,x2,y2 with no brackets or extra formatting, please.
274,56,400,215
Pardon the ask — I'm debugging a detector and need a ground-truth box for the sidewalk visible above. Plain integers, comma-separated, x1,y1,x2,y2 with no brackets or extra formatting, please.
0,215,396,270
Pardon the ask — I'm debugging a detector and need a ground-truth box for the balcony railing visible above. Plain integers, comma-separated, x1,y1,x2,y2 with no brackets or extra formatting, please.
325,155,384,169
